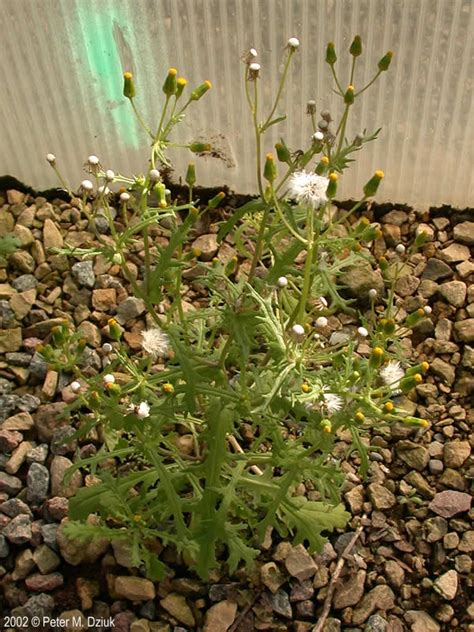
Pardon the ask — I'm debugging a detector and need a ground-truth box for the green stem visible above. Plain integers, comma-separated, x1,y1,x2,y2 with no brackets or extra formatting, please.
356,70,382,97
330,64,345,95
296,206,315,322
130,99,154,139
155,95,171,141
271,186,306,244
262,50,294,131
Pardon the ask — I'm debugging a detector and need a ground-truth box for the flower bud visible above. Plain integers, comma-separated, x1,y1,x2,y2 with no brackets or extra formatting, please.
344,85,355,105
46,153,56,164
413,231,428,248
189,142,211,154
277,276,288,288
112,253,123,265
403,416,429,428
399,374,423,393
190,80,212,100
176,77,187,99
321,419,332,433
406,362,429,376
224,256,238,276
363,170,384,197
321,110,332,122
301,383,311,393
378,51,393,72
208,191,225,209
185,163,196,187
326,172,338,198
369,346,384,368
368,288,378,300
162,68,178,96
405,308,425,328
275,141,291,164
350,35,362,57
108,318,123,341
315,156,329,175
354,410,365,423
383,319,396,335
326,42,337,65
264,153,277,183
123,71,135,98
163,382,174,394
103,374,115,385
383,401,394,413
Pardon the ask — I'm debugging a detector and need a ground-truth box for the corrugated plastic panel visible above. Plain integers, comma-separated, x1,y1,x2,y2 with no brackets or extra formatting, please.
0,0,472,207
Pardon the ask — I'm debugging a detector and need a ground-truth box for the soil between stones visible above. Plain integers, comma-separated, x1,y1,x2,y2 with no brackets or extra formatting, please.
0,186,473,632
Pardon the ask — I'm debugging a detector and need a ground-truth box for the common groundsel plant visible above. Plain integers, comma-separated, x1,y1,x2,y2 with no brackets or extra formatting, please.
42,36,432,580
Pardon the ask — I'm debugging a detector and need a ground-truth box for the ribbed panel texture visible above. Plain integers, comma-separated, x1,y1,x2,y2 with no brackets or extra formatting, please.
0,0,472,207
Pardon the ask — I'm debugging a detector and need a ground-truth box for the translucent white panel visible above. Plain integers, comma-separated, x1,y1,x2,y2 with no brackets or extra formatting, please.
0,0,472,207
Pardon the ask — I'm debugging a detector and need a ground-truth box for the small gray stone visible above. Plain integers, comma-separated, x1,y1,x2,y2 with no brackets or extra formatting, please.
430,358,456,385
443,441,471,468
0,471,22,494
364,614,388,632
116,296,146,324
0,534,10,557
421,258,453,281
396,441,429,471
368,483,396,510
50,455,82,497
270,589,292,619
334,569,366,609
51,426,77,455
33,544,61,574
0,498,32,518
26,443,49,464
3,514,32,544
428,459,444,474
27,462,50,503
41,523,59,550
12,593,55,619
72,260,96,289
12,273,38,292
454,319,474,342
284,544,317,581
29,351,49,382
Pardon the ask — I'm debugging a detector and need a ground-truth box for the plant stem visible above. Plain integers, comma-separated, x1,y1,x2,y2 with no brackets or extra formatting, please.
130,99,154,139
262,50,294,131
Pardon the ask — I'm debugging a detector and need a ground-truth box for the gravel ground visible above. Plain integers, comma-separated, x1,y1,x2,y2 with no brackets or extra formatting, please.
0,186,473,632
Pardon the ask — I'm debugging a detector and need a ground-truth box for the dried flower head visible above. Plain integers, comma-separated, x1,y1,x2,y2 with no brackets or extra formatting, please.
103,374,115,385
149,169,161,182
287,37,300,50
70,381,81,393
368,288,378,299
141,327,170,360
84,155,101,175
242,48,258,65
46,153,56,164
137,401,151,419
105,169,115,182
80,180,93,192
248,63,261,80
288,170,329,210
315,316,328,328
312,131,324,142
357,326,369,337
306,100,317,115
120,192,130,203
291,324,305,337
323,392,343,415
277,276,288,288
380,360,404,391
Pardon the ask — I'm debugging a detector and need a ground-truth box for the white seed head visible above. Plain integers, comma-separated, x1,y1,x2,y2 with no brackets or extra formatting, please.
149,169,161,181
323,392,343,414
318,296,328,307
288,37,300,49
249,62,260,71
315,316,328,328
141,327,170,360
137,401,151,419
87,155,100,165
424,305,432,315
312,131,324,142
46,153,56,164
368,288,378,299
70,381,81,393
120,192,130,202
292,324,305,337
102,342,113,353
81,179,93,191
380,361,405,391
395,244,406,254
103,374,115,384
249,48,258,58
357,326,369,337
277,276,288,288
98,185,110,195
288,170,329,210
105,169,115,181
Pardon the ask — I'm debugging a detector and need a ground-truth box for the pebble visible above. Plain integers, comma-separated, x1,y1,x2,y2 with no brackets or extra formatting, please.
0,471,22,494
367,483,396,510
0,429,23,452
421,258,453,281
351,585,395,626
270,588,293,619
433,569,458,600
43,218,64,250
92,288,117,311
58,610,88,631
396,441,429,471
116,296,146,324
260,561,286,593
203,600,238,632
111,576,155,603
430,358,456,385
284,544,317,581
50,455,83,497
454,318,474,342
452,220,474,244
458,530,474,552
364,614,388,632
439,243,470,263
438,280,467,306
429,490,472,517
405,610,440,632
0,327,22,352
25,571,64,591
72,260,96,288
159,593,195,625
0,498,32,518
3,514,32,544
33,544,61,573
334,569,366,609
428,459,444,474
12,273,38,291
443,440,471,468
